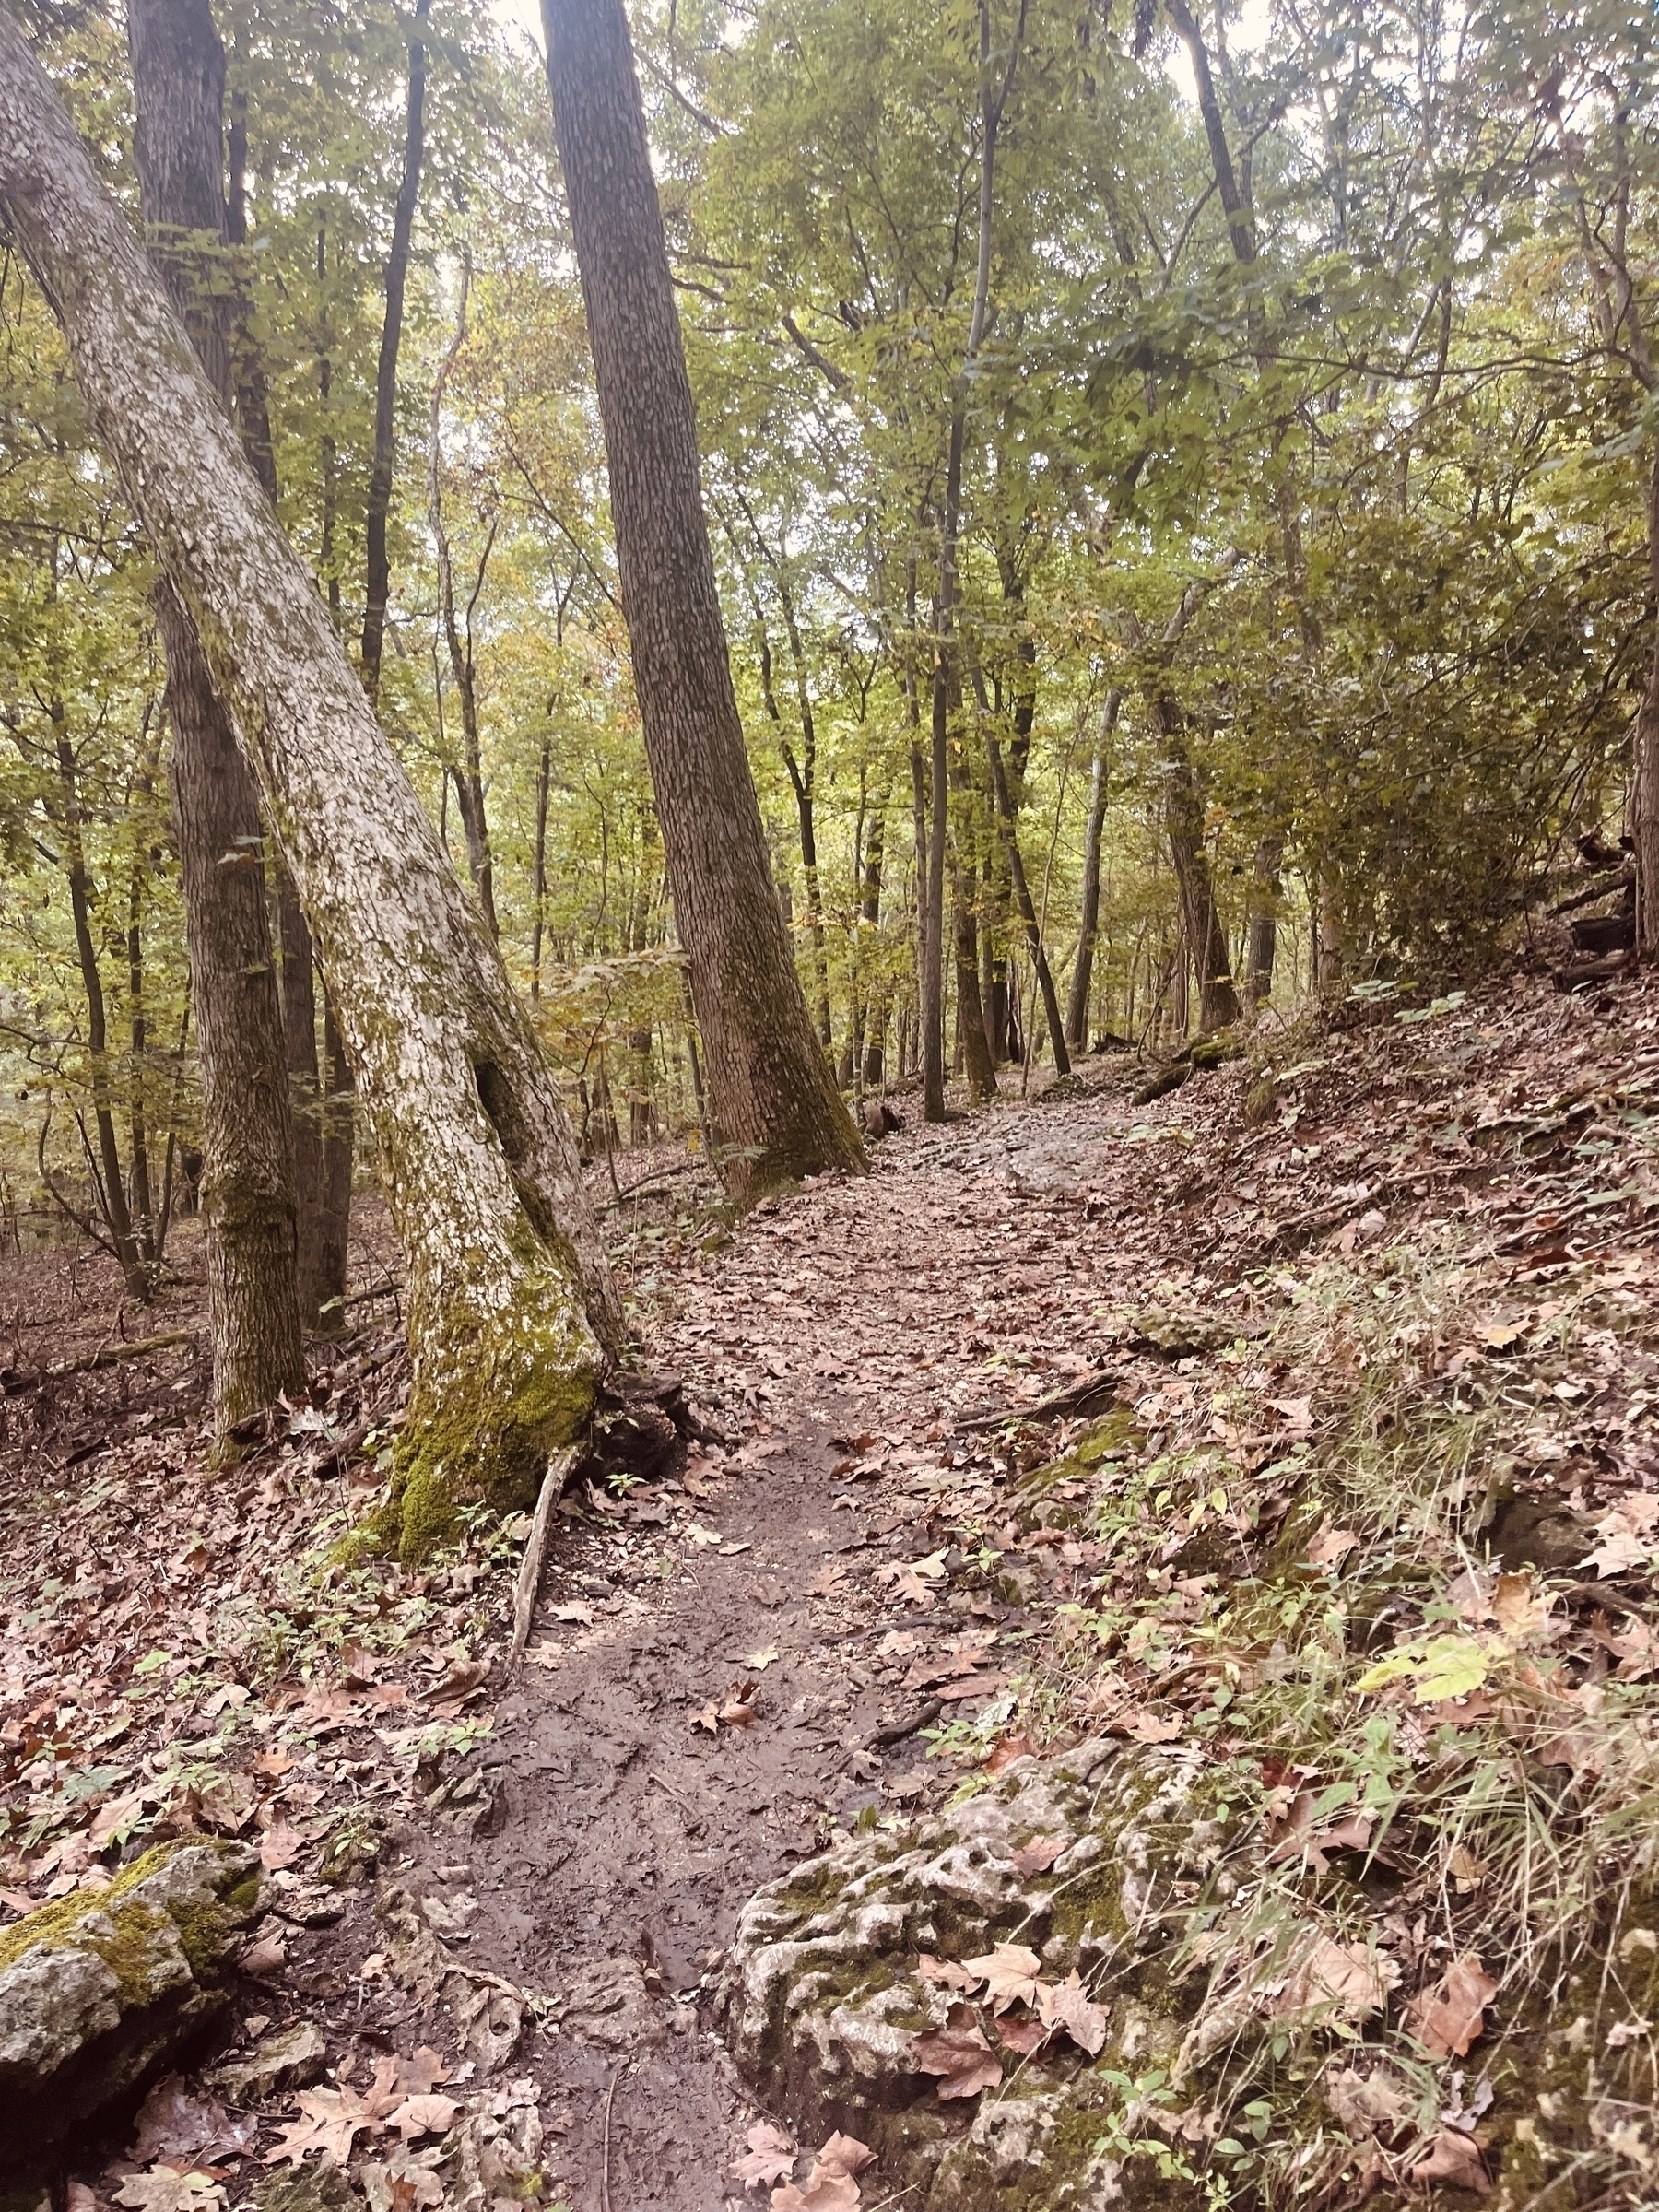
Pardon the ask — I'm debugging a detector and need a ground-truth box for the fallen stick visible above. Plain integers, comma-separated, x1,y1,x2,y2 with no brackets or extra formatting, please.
957,1368,1121,1432
1,1326,194,1394
508,1445,580,1677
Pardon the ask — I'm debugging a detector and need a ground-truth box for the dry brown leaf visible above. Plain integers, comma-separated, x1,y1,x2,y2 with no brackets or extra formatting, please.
131,2077,256,2164
258,1818,306,1872
994,2014,1052,2055
386,2094,459,2140
959,1941,1042,2013
915,1953,979,1991
730,2120,794,2188
984,1734,1035,1773
1120,1710,1184,1744
239,1930,288,1976
1409,2126,1490,2194
1406,1956,1498,2058
770,2131,875,2212
1272,1936,1392,2021
912,2003,1002,2099
1010,1835,1066,1877
112,2170,226,2212
1036,1969,1109,2055
1307,1523,1359,1570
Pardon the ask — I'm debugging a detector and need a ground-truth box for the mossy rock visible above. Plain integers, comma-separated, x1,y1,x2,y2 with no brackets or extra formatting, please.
0,1837,265,2178
718,1739,1235,2206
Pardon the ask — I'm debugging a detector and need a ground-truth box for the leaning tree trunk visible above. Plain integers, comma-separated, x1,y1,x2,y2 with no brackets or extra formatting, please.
1634,449,1659,957
128,0,306,1439
0,7,620,1554
540,0,862,1197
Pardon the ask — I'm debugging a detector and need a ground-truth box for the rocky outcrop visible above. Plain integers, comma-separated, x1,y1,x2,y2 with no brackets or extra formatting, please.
718,1737,1231,2208
0,1837,265,2174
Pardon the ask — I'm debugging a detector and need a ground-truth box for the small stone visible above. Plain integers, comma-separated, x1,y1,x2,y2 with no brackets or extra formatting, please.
206,2018,327,2104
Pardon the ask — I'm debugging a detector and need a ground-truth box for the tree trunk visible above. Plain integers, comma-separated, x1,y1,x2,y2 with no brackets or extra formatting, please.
128,0,307,1435
1159,712,1241,1033
276,873,325,1324
49,708,148,1298
1634,448,1659,956
1244,834,1283,1004
951,857,997,1100
984,730,1070,1076
229,85,342,1327
0,8,620,1552
429,269,499,938
359,0,429,710
540,0,861,1196
1065,688,1118,1051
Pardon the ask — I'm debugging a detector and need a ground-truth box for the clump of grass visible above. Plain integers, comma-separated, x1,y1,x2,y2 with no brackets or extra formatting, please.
1007,1233,1659,2205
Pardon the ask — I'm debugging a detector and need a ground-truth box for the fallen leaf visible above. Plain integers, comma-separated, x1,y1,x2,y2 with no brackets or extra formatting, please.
420,1658,489,1708
912,2004,1001,2099
737,1648,782,1671
770,2129,876,2212
1273,1936,1393,2020
959,1942,1042,2013
1446,1843,1489,1892
551,1603,594,1625
1409,2126,1490,2194
916,1954,979,1991
995,2014,1052,2055
1010,1835,1066,1877
1307,1523,1359,1571
984,1734,1034,1773
685,1522,724,1547
1036,1969,1109,2055
935,1673,1006,1701
1271,1396,1314,1435
1121,1710,1184,1743
1490,1572,1554,1641
131,2077,256,2164
258,1818,306,1872
239,1930,288,1976
386,2094,459,2140
112,2170,226,2212
730,2119,794,2188
1407,1956,1499,2058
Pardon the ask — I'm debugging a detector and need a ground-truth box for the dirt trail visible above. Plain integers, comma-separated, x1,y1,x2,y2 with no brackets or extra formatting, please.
391,1088,1140,2206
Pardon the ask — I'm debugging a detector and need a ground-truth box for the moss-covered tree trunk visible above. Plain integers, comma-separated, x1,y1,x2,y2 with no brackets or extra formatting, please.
540,0,863,1199
0,9,621,1554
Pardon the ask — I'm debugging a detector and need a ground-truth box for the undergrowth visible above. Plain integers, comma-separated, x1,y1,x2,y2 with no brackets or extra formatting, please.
999,1235,1659,2206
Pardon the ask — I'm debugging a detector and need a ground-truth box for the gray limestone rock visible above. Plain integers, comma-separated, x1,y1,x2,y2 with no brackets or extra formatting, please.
0,1837,265,2176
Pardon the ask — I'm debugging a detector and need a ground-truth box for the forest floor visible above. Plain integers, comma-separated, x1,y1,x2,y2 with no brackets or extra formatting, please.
6,956,1659,2209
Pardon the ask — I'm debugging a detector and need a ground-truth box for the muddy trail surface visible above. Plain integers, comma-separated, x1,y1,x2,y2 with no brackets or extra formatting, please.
388,1088,1139,2208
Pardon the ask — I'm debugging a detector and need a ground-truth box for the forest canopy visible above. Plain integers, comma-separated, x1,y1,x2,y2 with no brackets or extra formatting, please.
1,0,1654,1253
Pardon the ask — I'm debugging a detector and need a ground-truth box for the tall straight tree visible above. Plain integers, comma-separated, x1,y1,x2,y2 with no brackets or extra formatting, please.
0,5,620,1555
359,0,429,710
539,0,863,1197
127,0,306,1437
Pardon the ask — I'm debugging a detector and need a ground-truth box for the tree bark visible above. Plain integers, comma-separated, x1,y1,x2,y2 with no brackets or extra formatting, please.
229,92,340,1330
984,728,1070,1075
359,0,429,708
128,0,306,1432
1065,688,1119,1050
48,703,148,1298
429,263,499,938
1244,834,1283,1004
1634,447,1659,956
0,6,619,1552
540,0,861,1195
